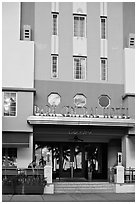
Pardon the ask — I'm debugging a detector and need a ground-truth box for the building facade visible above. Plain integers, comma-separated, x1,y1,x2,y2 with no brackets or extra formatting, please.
2,2,135,185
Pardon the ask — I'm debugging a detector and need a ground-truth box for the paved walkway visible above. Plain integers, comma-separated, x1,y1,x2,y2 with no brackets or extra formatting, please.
2,193,135,202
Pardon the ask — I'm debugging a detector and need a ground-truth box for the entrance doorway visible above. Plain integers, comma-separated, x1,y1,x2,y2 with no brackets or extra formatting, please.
60,143,85,179
35,142,108,181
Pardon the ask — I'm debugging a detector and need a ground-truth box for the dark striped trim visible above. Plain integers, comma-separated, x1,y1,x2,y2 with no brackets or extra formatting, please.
73,55,87,58
73,13,87,17
51,53,59,56
100,57,108,60
100,16,107,18
2,87,36,93
51,11,59,15
122,93,135,100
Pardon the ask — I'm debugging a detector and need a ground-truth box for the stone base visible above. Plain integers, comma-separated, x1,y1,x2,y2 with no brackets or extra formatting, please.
44,184,54,194
115,183,135,193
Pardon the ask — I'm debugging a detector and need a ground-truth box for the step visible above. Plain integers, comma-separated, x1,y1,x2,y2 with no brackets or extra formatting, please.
54,182,115,193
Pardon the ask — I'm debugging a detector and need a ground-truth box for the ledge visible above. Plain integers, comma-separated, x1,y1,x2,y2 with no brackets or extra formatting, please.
27,115,135,127
2,87,36,93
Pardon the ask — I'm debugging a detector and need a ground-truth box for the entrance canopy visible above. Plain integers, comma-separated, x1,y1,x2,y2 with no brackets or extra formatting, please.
27,115,135,127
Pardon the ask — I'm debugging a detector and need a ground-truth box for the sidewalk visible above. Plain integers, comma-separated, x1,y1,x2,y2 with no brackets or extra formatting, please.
2,193,135,202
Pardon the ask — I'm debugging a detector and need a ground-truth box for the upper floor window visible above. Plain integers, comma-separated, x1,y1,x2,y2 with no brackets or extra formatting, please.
51,55,58,78
74,15,86,37
3,92,17,116
52,13,58,35
100,58,108,81
100,17,107,39
73,57,86,80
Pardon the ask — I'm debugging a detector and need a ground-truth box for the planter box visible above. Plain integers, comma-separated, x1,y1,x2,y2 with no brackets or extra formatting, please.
2,182,14,195
14,184,23,194
24,184,44,195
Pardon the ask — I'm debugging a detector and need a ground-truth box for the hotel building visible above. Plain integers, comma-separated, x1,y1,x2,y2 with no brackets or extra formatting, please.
2,2,135,192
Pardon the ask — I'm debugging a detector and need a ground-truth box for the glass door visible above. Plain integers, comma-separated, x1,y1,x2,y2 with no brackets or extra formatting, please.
60,143,85,179
60,144,72,178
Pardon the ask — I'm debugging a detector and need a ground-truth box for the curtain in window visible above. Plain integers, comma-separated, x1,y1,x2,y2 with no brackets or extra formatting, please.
53,14,57,35
74,57,86,79
52,55,58,78
74,16,85,37
101,18,106,39
101,59,107,80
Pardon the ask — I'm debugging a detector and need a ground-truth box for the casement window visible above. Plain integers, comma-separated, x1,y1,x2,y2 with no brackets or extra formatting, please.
100,17,107,39
74,15,86,37
51,55,58,78
3,92,17,116
74,57,86,80
100,58,108,81
52,13,58,35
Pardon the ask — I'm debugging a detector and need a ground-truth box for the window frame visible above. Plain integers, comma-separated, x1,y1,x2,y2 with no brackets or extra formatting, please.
51,54,58,79
98,94,111,108
52,12,58,36
100,16,107,39
100,58,108,81
3,92,17,117
73,14,86,38
73,56,87,80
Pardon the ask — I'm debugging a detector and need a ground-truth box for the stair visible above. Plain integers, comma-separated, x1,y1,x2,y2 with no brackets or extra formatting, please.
54,182,115,193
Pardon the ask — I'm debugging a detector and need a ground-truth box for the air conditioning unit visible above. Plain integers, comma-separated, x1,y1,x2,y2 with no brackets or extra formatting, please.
128,33,135,48
23,25,31,41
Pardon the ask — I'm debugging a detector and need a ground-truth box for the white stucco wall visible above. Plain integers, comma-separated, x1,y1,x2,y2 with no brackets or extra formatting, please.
124,48,135,94
2,2,34,88
126,136,135,168
17,133,33,168
122,135,135,168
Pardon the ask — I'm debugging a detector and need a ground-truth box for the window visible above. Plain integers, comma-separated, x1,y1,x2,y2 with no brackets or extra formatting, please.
74,15,86,37
98,95,110,108
2,148,17,167
48,92,61,106
74,94,86,107
74,57,86,79
52,14,58,35
100,17,107,39
100,58,107,81
51,55,58,78
3,92,17,116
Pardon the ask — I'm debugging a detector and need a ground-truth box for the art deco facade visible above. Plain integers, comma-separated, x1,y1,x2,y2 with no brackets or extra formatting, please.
2,2,135,186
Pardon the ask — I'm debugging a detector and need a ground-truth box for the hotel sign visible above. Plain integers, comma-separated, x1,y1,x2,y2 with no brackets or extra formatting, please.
34,105,130,119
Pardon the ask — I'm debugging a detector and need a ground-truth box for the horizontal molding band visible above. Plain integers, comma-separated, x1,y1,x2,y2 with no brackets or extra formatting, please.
2,87,36,93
